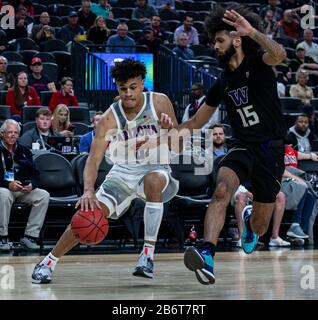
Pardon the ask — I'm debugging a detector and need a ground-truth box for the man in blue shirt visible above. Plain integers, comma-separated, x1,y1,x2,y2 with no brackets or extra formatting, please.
106,23,136,53
79,111,104,153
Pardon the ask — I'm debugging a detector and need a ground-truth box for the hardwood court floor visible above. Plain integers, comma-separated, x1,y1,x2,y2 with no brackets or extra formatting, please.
0,249,318,300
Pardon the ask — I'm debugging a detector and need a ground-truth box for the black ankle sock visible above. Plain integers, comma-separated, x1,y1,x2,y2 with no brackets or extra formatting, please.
202,242,216,257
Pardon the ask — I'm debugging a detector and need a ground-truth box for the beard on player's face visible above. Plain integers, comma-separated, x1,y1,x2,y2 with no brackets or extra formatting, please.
217,42,236,68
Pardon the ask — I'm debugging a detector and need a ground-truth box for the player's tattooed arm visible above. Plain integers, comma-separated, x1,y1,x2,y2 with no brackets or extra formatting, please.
249,29,287,65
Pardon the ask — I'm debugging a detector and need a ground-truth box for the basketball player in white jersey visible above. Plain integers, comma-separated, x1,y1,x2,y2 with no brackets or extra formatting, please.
31,59,179,284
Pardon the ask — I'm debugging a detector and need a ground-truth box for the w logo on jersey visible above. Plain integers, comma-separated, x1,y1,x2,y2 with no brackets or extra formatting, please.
228,86,249,106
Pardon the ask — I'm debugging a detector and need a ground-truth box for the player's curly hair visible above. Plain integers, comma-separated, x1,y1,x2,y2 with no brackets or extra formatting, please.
205,2,265,54
111,59,147,83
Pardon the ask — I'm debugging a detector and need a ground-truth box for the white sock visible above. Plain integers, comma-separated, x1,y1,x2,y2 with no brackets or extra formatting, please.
143,243,155,260
42,252,59,270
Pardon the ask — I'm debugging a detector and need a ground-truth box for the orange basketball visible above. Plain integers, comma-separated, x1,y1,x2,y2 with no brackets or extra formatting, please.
71,208,109,245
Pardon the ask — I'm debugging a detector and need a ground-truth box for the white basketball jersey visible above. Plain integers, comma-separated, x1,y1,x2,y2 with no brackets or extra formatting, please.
108,92,170,167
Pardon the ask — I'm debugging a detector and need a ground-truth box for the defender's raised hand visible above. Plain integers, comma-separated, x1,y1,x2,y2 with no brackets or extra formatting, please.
223,10,254,37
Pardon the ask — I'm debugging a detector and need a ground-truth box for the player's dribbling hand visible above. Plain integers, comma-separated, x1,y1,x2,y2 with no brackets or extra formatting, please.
76,190,102,212
222,10,254,37
158,113,173,129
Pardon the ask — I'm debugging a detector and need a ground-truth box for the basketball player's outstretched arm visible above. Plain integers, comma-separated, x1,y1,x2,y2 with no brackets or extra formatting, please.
223,9,286,65
76,110,116,211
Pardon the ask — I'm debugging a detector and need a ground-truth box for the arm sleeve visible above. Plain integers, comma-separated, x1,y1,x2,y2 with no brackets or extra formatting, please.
49,92,58,112
205,79,223,108
30,87,41,106
72,95,79,106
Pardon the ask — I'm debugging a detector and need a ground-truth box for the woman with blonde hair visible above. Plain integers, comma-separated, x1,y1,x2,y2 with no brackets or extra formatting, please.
51,104,74,137
87,16,110,45
289,69,314,105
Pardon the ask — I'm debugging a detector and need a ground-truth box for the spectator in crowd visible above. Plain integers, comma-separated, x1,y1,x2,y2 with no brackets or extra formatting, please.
0,56,14,91
289,43,317,72
286,114,316,152
260,0,283,21
6,6,31,41
31,12,56,45
51,104,74,137
173,14,199,46
289,69,314,104
272,66,286,97
297,29,318,63
78,0,97,31
19,107,61,150
276,9,300,40
0,29,8,53
172,33,194,60
138,27,162,54
28,57,56,96
106,23,136,53
79,111,103,153
9,0,35,16
182,83,219,132
280,0,304,11
91,0,114,20
60,11,85,44
262,10,278,38
210,123,227,156
87,16,110,45
282,144,317,240
132,0,158,25
49,77,79,112
150,15,168,44
6,72,41,122
0,119,49,251
232,185,289,247
149,0,175,8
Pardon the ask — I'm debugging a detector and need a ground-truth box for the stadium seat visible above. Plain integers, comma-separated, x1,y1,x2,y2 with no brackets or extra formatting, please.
0,91,8,105
34,52,56,64
10,38,40,51
22,121,36,134
69,106,90,124
40,91,53,107
280,97,303,114
41,39,67,52
72,122,93,135
20,50,39,67
22,106,43,124
51,51,71,79
42,62,59,83
7,62,28,76
0,105,10,120
2,51,23,63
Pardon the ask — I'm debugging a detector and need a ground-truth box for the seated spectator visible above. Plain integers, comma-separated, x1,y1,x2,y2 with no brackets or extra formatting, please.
19,107,61,150
87,16,110,45
289,69,314,104
79,111,103,153
262,10,278,38
31,12,56,45
138,27,162,54
289,43,317,72
78,0,97,31
259,0,283,21
210,123,227,156
232,185,290,247
132,0,158,25
173,14,199,46
0,56,14,91
297,29,318,64
91,0,114,20
277,9,300,40
60,11,85,45
182,83,219,132
0,119,49,251
286,114,316,152
283,142,318,242
150,15,168,44
51,104,74,137
6,6,31,41
9,0,35,17
106,23,136,53
49,77,79,113
28,57,56,96
172,33,194,60
6,72,41,122
0,29,8,53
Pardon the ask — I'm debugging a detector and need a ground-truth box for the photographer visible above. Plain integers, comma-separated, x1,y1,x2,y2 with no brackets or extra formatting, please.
0,119,49,251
